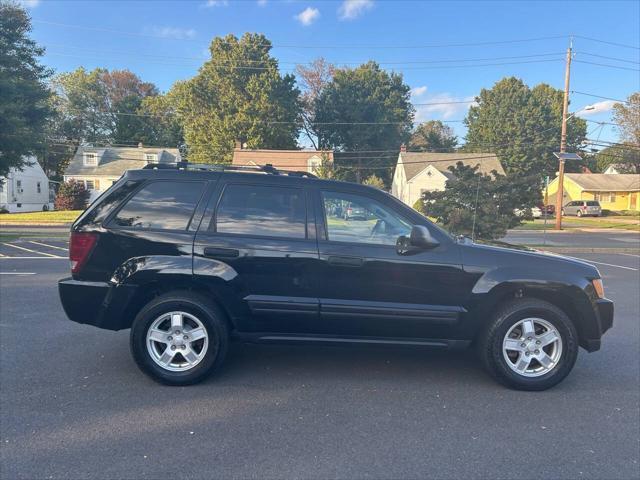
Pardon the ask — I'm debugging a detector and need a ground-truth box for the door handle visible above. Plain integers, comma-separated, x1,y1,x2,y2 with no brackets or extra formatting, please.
327,255,363,267
203,247,240,259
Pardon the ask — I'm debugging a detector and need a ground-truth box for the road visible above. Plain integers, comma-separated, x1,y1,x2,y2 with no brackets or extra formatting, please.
1,237,639,479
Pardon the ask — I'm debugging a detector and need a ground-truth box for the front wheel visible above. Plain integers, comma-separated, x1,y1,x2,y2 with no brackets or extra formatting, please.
577,210,583,217
130,291,229,385
477,299,578,391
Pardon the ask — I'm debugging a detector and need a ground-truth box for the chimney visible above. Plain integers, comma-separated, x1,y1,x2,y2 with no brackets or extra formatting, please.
400,143,407,153
235,140,242,150
138,142,143,149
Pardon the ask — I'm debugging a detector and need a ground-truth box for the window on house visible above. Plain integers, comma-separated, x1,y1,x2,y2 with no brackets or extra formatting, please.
37,182,41,194
609,192,616,203
83,153,98,166
85,180,95,190
144,153,158,162
16,180,22,192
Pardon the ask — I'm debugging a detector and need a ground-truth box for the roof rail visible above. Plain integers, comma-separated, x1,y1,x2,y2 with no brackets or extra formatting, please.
142,162,317,178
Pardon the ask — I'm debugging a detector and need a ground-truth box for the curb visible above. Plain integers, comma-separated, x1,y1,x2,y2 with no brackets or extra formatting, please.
530,247,640,254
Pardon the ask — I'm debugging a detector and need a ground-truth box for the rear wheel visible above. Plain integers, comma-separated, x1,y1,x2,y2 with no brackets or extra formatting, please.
130,291,229,385
577,210,583,217
478,298,578,391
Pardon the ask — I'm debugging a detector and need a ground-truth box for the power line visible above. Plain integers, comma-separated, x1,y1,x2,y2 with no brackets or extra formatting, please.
573,59,640,72
578,52,640,65
571,91,629,104
572,34,640,51
33,22,568,49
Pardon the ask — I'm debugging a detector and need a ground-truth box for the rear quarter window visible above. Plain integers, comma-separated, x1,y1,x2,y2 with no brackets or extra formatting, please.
110,181,205,231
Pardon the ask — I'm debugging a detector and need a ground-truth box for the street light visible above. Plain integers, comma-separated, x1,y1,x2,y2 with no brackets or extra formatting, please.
554,104,595,230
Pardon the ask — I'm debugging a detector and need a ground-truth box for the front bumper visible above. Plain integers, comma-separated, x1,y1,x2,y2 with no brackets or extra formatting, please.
58,277,137,331
582,298,614,352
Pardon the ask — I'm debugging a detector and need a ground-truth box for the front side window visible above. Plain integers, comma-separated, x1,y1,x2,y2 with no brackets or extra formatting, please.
214,184,306,239
322,191,411,246
112,181,205,230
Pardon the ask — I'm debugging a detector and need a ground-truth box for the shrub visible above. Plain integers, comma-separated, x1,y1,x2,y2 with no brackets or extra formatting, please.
362,174,385,190
55,180,90,211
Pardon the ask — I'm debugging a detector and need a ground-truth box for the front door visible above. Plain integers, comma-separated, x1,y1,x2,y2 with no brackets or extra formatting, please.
313,187,469,341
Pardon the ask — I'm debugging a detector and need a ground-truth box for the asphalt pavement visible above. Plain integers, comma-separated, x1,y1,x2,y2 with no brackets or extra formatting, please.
0,237,639,479
504,229,640,249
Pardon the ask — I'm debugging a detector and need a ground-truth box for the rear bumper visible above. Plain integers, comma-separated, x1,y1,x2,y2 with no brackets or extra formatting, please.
58,277,137,331
583,298,614,352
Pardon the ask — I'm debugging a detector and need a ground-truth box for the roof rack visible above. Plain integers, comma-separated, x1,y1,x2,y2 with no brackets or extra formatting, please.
142,162,317,178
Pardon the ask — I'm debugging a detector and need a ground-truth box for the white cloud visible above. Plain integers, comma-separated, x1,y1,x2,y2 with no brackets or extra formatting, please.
18,0,40,8
205,0,229,6
338,0,373,20
414,93,477,121
410,86,428,98
576,100,617,117
149,26,197,40
296,7,320,26
257,0,268,5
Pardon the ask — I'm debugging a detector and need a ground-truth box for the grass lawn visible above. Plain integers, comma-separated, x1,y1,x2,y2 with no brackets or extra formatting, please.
514,216,640,231
0,210,82,225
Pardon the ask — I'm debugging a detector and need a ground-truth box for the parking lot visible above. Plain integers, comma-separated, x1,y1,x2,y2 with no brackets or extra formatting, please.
1,236,639,479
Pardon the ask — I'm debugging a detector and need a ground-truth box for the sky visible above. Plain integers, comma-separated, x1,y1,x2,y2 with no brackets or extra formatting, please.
21,0,640,147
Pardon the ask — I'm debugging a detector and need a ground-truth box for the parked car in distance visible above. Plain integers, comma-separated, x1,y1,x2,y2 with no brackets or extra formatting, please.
58,163,613,391
563,200,602,217
514,206,542,219
344,204,368,220
540,204,555,216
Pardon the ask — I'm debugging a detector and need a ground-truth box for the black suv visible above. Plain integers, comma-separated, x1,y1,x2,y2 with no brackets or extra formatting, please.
58,164,613,390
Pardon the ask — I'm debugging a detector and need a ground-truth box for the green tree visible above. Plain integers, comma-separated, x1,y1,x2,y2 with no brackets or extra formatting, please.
362,174,385,189
172,33,301,163
52,67,159,146
409,120,457,152
295,57,335,149
613,92,639,146
314,61,414,185
137,93,184,147
0,2,53,177
464,77,587,177
595,144,640,174
419,162,541,240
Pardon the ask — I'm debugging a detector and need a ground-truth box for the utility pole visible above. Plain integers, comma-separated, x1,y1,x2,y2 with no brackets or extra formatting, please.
555,40,573,230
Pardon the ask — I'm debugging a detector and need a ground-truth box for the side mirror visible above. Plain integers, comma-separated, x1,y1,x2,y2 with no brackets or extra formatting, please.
397,225,439,255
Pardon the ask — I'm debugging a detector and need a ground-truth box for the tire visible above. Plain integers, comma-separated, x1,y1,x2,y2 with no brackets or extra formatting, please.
577,210,583,217
42,204,49,211
130,291,229,385
477,298,578,391
561,209,566,216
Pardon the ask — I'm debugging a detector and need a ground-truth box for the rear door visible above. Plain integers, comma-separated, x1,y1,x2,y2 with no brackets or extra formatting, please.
193,177,321,335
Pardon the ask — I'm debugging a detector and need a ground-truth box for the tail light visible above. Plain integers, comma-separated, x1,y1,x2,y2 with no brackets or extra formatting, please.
69,232,98,274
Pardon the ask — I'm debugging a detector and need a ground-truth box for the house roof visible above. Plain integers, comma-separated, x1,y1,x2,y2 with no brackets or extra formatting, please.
232,148,333,171
565,173,640,192
398,152,505,181
64,146,180,177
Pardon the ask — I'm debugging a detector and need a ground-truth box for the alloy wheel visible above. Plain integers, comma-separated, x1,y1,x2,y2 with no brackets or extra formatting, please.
502,317,563,377
146,311,209,372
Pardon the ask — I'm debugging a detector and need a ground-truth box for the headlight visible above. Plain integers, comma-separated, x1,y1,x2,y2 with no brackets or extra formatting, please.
592,278,605,299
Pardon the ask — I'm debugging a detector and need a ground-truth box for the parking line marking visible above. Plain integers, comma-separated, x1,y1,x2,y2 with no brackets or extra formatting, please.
568,257,638,271
27,240,68,251
0,272,36,275
0,256,66,260
616,253,640,258
1,243,63,258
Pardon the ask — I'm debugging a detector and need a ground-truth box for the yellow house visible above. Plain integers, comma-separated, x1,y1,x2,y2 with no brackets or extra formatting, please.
547,173,640,211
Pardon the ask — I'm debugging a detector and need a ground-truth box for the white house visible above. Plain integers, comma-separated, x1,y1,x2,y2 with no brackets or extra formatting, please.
391,151,505,207
63,144,181,201
0,157,53,213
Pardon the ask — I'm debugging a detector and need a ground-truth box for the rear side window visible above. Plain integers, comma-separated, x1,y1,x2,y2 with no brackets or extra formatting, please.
112,181,205,230
214,184,306,239
586,201,600,206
